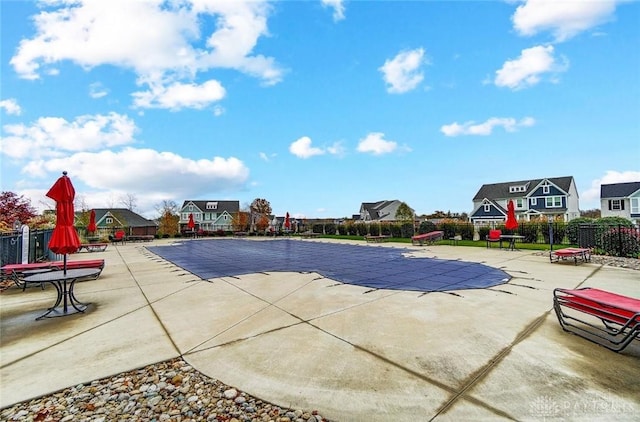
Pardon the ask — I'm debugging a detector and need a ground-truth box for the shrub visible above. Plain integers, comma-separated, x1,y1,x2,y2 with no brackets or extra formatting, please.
215,229,225,237
457,223,474,240
383,223,397,237
566,217,594,244
418,221,436,234
324,223,336,235
542,222,567,244
600,227,640,258
400,222,414,238
369,224,380,236
312,223,324,234
438,219,457,239
337,224,348,235
477,226,490,241
355,223,368,236
519,221,539,243
346,223,358,235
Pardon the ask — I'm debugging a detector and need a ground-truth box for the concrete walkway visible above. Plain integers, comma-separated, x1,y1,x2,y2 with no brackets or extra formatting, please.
1,238,639,421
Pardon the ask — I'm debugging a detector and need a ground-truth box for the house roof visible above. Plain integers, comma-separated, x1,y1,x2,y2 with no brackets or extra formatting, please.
93,208,157,227
473,176,574,201
600,182,640,198
361,200,396,219
181,200,240,214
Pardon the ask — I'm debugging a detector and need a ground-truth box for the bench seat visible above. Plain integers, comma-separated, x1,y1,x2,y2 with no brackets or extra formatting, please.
553,287,640,352
365,235,390,243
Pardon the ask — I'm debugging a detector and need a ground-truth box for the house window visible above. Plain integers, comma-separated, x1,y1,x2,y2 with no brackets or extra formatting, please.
516,199,524,209
188,205,193,211
543,185,550,194
530,198,537,206
206,202,218,210
545,196,562,208
610,200,622,211
631,198,639,214
106,217,113,224
484,204,490,212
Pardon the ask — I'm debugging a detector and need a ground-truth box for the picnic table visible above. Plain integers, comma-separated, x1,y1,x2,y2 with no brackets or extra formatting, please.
301,231,320,239
23,268,100,320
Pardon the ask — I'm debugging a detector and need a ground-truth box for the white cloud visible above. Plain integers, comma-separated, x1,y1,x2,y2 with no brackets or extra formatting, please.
581,170,640,206
494,45,568,90
89,82,108,99
379,48,426,94
441,116,536,137
326,141,346,157
259,151,276,162
213,105,225,116
289,136,325,159
132,79,226,110
17,149,249,218
357,132,397,155
10,0,282,108
512,0,619,42
322,0,346,22
0,99,22,115
0,112,137,159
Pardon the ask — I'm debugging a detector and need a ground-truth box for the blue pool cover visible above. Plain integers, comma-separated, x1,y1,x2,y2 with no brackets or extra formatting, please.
147,239,510,292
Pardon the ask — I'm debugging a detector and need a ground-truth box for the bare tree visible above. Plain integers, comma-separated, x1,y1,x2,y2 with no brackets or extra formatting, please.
120,193,138,211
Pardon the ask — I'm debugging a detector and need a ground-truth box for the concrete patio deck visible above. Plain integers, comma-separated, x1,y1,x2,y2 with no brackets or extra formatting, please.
1,238,639,421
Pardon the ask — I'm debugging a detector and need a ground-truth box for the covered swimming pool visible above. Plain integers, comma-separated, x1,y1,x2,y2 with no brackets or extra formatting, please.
148,239,510,292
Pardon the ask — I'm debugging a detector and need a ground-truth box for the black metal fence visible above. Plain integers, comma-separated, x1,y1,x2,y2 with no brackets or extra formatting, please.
0,229,54,268
575,223,640,258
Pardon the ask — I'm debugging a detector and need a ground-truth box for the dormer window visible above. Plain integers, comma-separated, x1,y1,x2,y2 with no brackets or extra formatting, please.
206,202,218,210
542,181,550,194
509,185,526,193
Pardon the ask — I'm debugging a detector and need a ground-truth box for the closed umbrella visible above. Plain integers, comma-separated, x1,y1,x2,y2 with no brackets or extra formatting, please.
284,212,291,231
46,171,81,274
188,213,195,230
505,200,519,231
88,209,97,233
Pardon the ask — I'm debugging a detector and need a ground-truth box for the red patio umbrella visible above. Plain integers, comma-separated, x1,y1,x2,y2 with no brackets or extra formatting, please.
284,212,291,231
46,171,81,274
88,209,97,233
188,213,195,230
505,199,519,231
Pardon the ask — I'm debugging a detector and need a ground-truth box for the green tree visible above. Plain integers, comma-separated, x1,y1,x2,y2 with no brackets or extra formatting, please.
395,202,415,235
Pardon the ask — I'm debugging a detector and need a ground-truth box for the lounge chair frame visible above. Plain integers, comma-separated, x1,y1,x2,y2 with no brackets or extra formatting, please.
553,287,640,352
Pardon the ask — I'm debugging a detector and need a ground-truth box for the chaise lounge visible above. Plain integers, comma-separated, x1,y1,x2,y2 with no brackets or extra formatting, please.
553,287,640,352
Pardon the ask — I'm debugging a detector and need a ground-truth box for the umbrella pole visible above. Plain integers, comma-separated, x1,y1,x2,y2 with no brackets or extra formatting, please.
63,253,68,275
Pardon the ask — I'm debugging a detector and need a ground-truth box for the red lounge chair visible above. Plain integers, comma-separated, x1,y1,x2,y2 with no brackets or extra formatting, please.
411,231,444,246
550,248,591,265
553,288,640,352
486,229,502,248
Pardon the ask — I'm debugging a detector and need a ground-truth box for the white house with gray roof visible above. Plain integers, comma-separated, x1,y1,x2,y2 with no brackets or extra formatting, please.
358,200,413,222
600,181,640,224
180,200,239,232
470,176,580,226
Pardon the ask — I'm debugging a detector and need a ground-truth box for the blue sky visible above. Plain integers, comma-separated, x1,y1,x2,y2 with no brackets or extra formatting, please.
1,0,639,220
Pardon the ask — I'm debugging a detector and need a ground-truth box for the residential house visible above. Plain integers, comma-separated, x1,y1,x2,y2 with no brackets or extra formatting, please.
179,200,239,232
358,200,413,222
91,208,157,236
600,181,640,224
470,176,580,226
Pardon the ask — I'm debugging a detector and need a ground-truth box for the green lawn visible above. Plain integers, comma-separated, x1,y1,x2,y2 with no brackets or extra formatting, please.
302,234,570,251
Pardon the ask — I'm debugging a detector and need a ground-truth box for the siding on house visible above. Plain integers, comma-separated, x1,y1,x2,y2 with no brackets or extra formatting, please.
600,181,640,224
470,176,580,225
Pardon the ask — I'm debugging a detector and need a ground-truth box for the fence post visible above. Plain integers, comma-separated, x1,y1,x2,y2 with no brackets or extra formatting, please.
21,225,30,264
